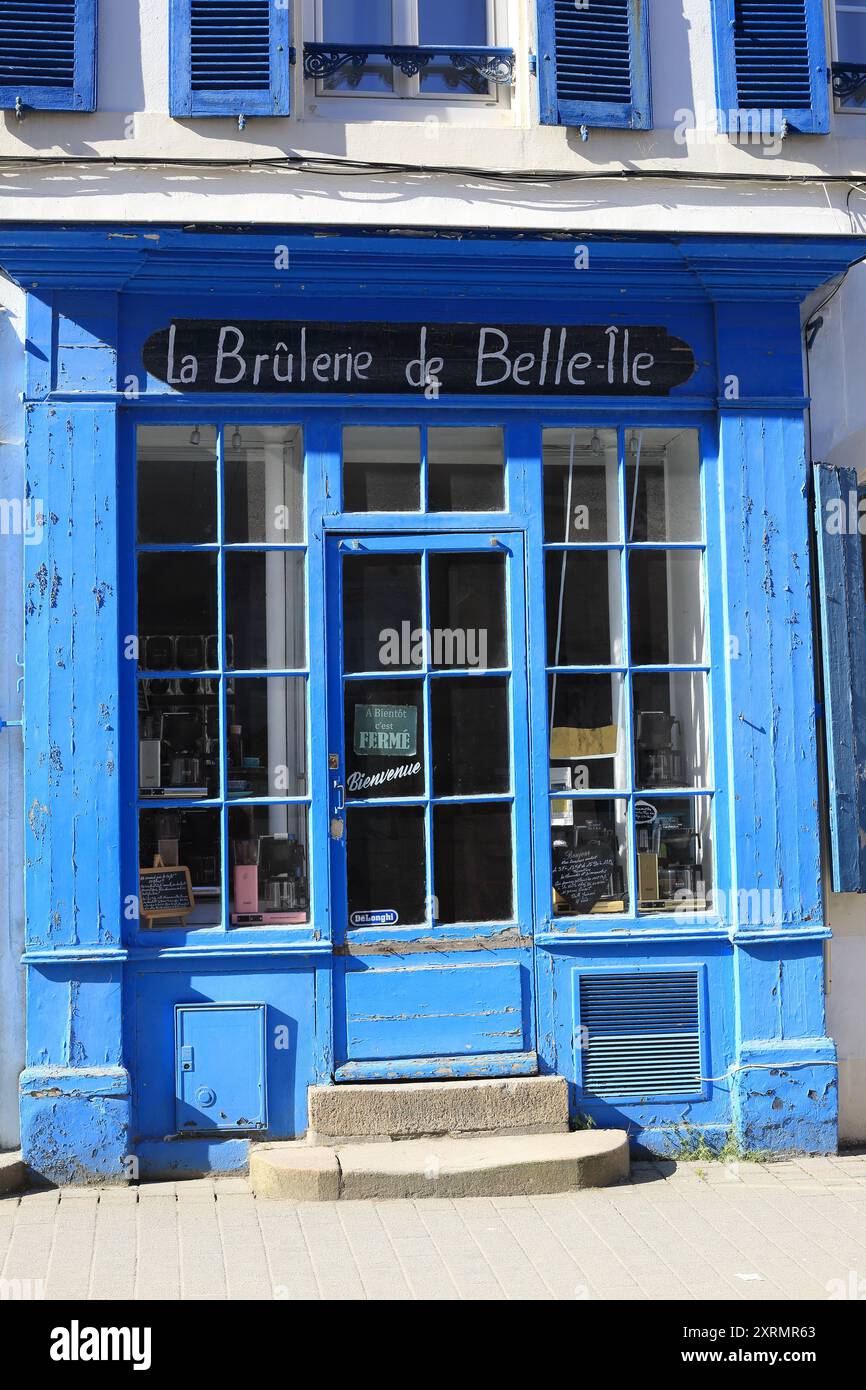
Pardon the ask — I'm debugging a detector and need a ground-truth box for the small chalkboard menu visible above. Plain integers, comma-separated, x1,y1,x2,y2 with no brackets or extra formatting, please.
139,859,195,927
552,843,615,915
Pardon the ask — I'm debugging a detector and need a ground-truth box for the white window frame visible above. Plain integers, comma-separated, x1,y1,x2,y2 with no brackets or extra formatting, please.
832,0,866,112
303,0,511,118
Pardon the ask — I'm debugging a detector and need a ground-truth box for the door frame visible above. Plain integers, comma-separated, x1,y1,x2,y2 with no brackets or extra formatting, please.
325,527,538,1070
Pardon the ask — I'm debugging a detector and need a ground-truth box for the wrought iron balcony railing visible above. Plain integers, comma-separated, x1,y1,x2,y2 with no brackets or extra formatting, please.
832,62,866,106
303,43,515,90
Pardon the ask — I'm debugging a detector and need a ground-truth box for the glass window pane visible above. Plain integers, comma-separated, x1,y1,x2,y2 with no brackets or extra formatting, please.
345,680,425,799
633,673,710,790
321,0,394,91
434,804,513,924
635,796,711,915
427,427,504,512
628,551,705,666
343,428,421,512
225,552,306,671
419,0,488,44
551,799,629,917
543,429,620,542
137,426,217,545
229,805,309,923
343,555,423,673
227,678,307,800
225,425,304,543
428,552,507,669
419,0,489,93
138,553,218,671
139,683,220,799
545,551,623,667
626,429,701,543
347,807,427,927
548,674,627,792
432,676,510,796
837,10,866,63
138,808,221,927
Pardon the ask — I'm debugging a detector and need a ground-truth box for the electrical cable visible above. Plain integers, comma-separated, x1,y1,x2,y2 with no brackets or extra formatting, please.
1,151,866,186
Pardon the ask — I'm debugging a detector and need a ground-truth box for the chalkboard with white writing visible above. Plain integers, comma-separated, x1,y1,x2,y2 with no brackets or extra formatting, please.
552,844,616,914
139,865,195,924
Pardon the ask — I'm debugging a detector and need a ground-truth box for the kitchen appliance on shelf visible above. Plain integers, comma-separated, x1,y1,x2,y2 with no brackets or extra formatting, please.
636,710,683,788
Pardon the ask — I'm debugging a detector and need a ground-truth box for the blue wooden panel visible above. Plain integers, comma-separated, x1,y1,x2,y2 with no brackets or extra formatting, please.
24,404,121,950
170,0,291,119
134,966,316,1139
814,464,866,893
711,0,830,136
175,1003,266,1132
343,961,526,1060
719,410,822,928
0,0,98,112
536,0,651,131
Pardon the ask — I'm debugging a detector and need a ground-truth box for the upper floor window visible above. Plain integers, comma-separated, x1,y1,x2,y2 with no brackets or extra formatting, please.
306,0,512,100
832,1,866,108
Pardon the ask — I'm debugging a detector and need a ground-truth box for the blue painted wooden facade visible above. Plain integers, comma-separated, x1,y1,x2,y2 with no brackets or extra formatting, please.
1,224,862,1181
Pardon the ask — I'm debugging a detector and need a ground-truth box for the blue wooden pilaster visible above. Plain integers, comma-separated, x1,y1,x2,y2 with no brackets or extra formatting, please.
716,300,836,1150
19,389,130,1183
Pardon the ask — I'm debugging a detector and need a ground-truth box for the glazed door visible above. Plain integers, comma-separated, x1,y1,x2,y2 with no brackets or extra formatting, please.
326,532,536,1078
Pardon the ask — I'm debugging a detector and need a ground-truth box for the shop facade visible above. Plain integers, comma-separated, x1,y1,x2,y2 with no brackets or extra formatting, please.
1,224,861,1181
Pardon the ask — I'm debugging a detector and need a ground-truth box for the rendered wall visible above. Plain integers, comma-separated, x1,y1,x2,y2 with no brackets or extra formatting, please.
808,261,866,1145
0,0,861,233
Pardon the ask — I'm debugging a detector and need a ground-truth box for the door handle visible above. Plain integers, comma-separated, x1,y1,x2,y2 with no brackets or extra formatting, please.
333,781,345,813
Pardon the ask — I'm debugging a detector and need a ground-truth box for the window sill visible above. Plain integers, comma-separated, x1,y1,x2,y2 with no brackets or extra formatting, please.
303,43,515,88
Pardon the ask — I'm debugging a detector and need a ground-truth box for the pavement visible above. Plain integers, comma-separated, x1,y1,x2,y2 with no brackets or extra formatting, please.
3,1154,866,1301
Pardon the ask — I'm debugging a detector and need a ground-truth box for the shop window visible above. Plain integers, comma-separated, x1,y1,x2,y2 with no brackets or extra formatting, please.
536,0,652,131
170,0,292,120
0,0,97,112
711,0,830,135
341,425,505,514
544,427,713,920
832,1,866,108
136,425,310,929
305,0,513,101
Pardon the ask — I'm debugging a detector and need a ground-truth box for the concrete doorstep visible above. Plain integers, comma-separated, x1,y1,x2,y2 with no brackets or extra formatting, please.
250,1130,629,1201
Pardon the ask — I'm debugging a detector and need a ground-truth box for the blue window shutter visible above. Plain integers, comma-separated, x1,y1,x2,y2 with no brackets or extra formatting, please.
0,0,97,111
536,0,651,130
814,464,866,892
711,0,830,135
170,0,291,118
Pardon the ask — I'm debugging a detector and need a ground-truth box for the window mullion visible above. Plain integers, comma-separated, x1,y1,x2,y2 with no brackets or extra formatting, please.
216,424,229,933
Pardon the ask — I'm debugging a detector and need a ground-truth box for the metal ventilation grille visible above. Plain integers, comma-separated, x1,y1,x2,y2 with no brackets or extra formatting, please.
190,0,271,92
0,0,76,88
733,0,812,109
552,0,632,106
579,971,702,1099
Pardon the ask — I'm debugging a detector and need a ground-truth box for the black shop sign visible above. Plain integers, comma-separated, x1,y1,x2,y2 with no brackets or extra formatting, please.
143,320,696,396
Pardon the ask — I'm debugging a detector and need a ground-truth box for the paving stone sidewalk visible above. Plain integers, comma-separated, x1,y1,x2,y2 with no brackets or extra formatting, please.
3,1154,866,1301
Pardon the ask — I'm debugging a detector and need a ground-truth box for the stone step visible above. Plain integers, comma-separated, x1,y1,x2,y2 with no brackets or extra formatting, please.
251,1130,629,1201
307,1075,569,1143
